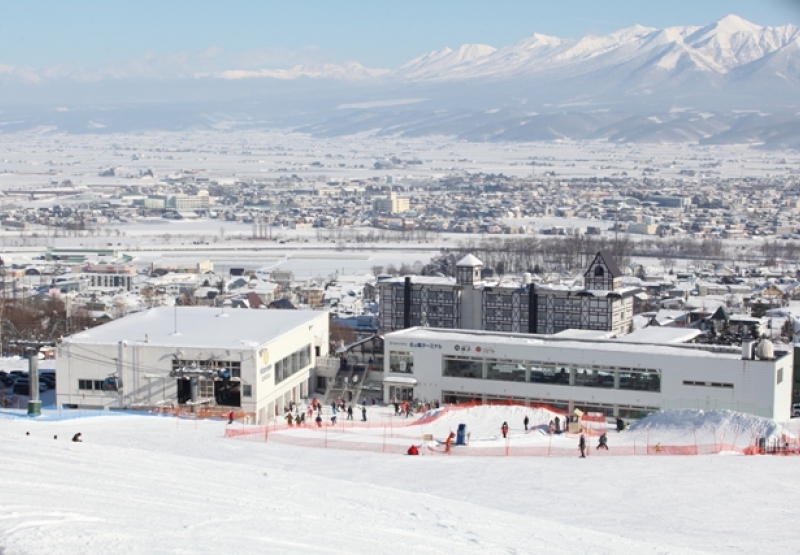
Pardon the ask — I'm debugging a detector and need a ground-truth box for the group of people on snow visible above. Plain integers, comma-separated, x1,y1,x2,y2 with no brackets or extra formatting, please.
578,432,609,457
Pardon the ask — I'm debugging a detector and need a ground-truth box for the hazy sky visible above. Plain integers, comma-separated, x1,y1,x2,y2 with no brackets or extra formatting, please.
1,0,799,77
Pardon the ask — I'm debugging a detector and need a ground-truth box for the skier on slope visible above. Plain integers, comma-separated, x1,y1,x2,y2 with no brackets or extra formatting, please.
597,432,609,450
501,421,509,439
523,415,529,431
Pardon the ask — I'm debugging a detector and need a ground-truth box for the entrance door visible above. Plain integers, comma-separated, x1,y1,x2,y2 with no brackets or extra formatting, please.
177,379,191,404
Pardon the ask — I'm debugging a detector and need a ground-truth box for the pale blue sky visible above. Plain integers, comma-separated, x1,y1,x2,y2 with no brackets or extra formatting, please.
1,0,798,73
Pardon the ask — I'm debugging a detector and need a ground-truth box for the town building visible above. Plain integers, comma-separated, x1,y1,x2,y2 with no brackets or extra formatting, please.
83,263,137,292
377,252,636,336
381,326,793,420
56,307,329,424
373,192,409,214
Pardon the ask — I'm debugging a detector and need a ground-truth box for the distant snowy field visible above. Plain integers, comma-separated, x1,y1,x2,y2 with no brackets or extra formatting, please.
2,406,799,554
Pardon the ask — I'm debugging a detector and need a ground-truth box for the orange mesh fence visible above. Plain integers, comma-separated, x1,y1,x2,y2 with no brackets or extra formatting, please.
225,424,766,457
222,402,799,458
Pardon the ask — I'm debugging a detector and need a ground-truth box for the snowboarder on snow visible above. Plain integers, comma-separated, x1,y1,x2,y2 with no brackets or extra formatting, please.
554,416,561,433
597,432,609,450
523,415,529,431
72,432,83,443
579,434,586,458
407,444,419,456
346,405,353,420
228,410,234,425
315,414,323,428
501,421,509,439
361,406,367,422
286,413,294,426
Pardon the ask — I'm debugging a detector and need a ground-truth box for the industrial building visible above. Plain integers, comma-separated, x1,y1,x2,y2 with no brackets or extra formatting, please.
377,252,636,335
56,307,329,423
381,326,793,421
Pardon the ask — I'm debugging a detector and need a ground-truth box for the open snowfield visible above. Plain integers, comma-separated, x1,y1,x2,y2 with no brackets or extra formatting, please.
2,406,800,555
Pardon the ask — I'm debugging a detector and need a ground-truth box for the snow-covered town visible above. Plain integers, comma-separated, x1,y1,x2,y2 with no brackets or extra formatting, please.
4,5,800,554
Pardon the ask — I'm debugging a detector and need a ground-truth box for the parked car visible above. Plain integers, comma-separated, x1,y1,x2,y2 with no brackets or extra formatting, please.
12,378,47,395
13,379,30,396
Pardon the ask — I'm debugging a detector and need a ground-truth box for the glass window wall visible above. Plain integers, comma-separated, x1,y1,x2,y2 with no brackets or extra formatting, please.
443,357,483,379
486,360,526,382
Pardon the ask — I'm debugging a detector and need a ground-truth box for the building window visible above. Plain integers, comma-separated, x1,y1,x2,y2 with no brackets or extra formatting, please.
619,369,660,392
486,360,526,382
777,368,783,384
276,344,313,384
442,357,483,379
682,380,733,389
243,384,252,397
78,379,93,390
389,351,414,373
529,363,558,384
574,366,615,389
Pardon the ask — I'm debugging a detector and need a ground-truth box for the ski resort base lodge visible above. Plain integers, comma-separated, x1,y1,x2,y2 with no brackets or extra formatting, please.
382,327,793,421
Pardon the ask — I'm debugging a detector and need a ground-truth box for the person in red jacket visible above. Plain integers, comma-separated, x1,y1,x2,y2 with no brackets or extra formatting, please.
501,421,509,439
445,431,456,453
407,444,419,456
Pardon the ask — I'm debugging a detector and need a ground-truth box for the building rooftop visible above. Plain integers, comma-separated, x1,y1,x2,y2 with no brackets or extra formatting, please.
386,326,785,362
64,307,326,349
456,254,484,267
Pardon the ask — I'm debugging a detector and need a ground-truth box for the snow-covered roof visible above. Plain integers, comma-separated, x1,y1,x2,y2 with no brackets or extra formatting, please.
380,276,456,286
387,327,766,361
456,254,483,267
618,327,702,344
64,307,327,350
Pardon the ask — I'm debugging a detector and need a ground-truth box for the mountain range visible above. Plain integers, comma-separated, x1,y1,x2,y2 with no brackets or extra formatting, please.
2,15,800,147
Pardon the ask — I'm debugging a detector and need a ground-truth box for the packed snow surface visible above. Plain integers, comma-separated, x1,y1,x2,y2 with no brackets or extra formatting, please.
1,407,799,554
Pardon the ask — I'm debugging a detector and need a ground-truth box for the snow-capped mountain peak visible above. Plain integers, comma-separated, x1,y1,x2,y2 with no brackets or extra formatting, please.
390,15,800,82
395,44,496,79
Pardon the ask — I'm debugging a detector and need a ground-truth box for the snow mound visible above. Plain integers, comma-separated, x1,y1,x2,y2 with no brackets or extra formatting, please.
630,409,784,440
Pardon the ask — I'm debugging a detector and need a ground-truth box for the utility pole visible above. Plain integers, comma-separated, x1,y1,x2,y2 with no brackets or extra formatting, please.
10,340,56,416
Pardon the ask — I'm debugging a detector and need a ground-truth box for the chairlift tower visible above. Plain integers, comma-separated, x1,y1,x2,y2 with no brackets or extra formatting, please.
10,339,56,416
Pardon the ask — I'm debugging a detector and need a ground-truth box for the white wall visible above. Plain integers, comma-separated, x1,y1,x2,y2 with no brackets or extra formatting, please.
384,331,793,420
56,311,330,421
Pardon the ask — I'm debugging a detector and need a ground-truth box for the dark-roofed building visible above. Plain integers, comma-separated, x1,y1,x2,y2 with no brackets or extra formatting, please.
583,251,623,291
377,252,636,336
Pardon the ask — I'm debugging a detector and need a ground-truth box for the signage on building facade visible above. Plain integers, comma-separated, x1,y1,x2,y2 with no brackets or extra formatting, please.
409,342,443,349
454,344,495,354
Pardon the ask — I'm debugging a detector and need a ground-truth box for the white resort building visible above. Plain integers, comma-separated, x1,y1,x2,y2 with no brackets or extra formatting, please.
56,307,329,424
381,326,793,421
